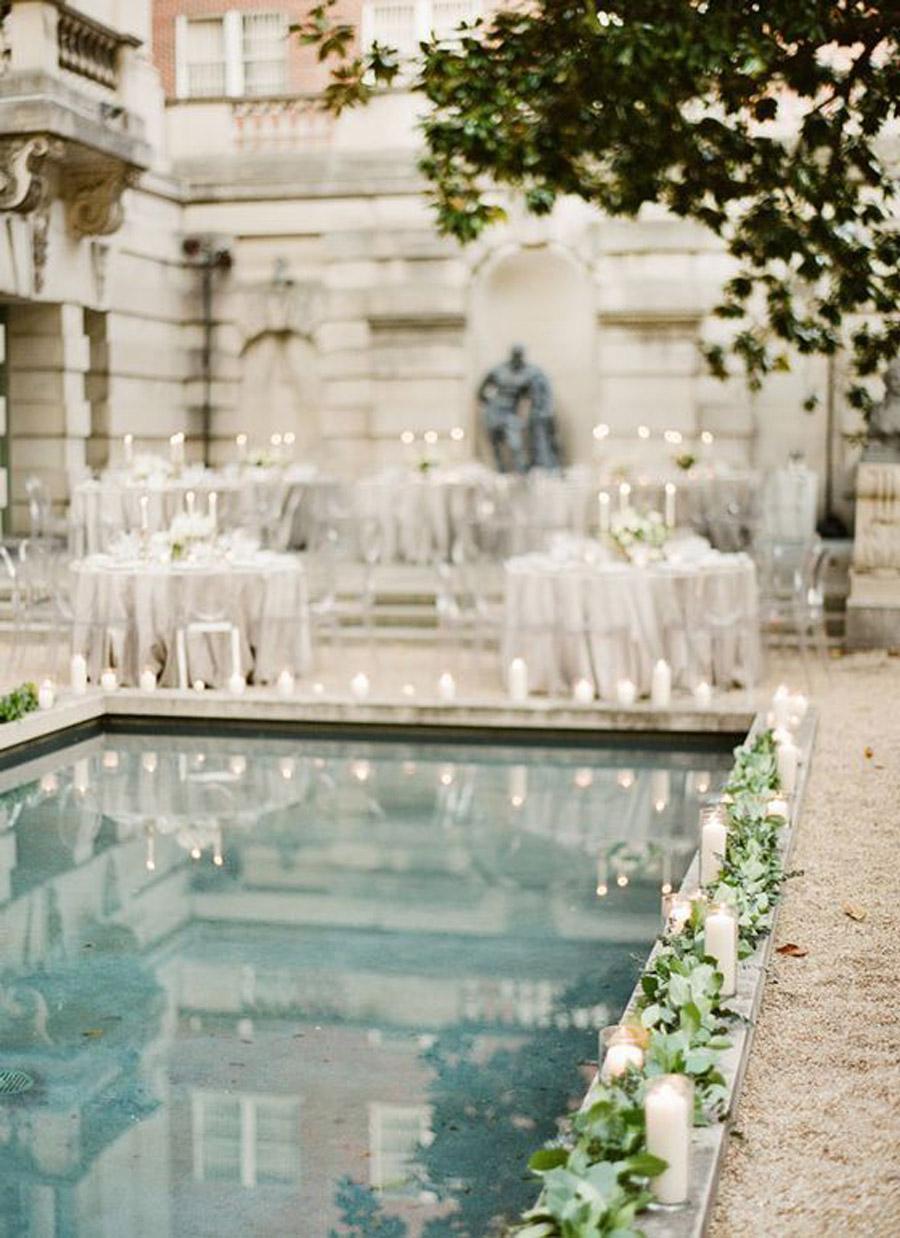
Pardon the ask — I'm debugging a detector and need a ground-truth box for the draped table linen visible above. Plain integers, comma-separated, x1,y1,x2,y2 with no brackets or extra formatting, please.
502,548,760,697
71,552,312,687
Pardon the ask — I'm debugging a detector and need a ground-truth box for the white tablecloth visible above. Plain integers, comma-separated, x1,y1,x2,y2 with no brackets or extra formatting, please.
71,552,312,687
71,465,321,555
503,549,760,697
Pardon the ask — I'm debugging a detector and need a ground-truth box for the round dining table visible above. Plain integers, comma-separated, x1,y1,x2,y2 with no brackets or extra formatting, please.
502,542,760,698
71,549,312,688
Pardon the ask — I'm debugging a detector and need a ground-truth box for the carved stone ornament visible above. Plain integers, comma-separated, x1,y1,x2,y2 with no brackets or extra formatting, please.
31,205,51,295
65,165,140,238
0,136,64,214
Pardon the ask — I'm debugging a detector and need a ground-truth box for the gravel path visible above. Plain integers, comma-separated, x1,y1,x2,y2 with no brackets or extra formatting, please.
711,652,900,1236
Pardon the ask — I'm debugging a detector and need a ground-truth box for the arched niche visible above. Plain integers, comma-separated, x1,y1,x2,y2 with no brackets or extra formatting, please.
238,329,321,454
469,245,596,466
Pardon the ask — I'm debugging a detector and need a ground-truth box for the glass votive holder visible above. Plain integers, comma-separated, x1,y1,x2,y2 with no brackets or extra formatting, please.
599,1023,648,1082
645,1073,694,1206
703,900,739,997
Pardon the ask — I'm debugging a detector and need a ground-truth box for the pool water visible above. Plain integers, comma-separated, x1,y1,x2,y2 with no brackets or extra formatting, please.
0,731,731,1237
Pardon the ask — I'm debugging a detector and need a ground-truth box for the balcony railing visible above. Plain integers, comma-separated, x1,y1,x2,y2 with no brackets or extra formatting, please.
57,5,121,89
232,97,335,151
0,1,141,93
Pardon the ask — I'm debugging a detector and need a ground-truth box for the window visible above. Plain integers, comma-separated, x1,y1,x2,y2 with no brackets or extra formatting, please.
192,1091,301,1187
363,0,482,63
368,1103,432,1197
182,16,226,98
176,12,288,99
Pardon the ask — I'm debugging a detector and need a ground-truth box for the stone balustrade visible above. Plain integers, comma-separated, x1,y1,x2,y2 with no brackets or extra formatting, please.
232,96,336,152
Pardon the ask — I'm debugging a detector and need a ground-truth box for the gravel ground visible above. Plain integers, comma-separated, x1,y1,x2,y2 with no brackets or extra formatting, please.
711,651,900,1236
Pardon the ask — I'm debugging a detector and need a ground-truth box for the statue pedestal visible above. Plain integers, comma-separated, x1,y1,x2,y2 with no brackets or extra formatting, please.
846,462,900,649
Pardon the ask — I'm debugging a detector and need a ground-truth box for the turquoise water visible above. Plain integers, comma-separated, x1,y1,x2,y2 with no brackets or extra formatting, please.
0,731,730,1237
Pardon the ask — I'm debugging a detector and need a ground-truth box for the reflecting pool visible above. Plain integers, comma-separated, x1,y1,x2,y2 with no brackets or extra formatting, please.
0,731,732,1237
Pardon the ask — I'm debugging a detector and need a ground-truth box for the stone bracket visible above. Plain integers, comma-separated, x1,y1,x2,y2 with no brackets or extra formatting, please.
0,134,65,214
62,159,140,238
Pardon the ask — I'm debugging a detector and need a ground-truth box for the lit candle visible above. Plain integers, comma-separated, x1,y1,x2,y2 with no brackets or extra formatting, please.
400,429,415,464
600,1025,645,1082
664,481,677,529
229,755,247,776
651,768,670,812
651,659,672,708
123,433,134,466
208,491,218,532
592,422,610,462
694,680,712,707
596,853,608,896
401,683,416,698
102,750,119,770
616,678,637,707
139,492,149,533
704,902,739,996
637,425,651,441
789,692,809,725
283,430,296,459
276,669,295,697
509,764,527,807
236,432,248,463
438,671,456,702
73,758,90,796
350,672,370,701
645,1075,693,1205
700,429,714,458
617,768,635,789
776,736,799,795
508,657,528,702
573,676,594,704
270,432,283,457
70,653,88,695
662,891,697,935
767,795,789,820
192,679,205,693
228,672,246,696
700,804,729,885
38,678,55,710
597,490,611,535
185,490,195,518
139,667,157,693
100,668,117,692
618,481,631,512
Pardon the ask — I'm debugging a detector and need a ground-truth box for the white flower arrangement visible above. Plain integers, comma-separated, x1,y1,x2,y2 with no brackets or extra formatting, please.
609,506,668,563
128,453,172,481
167,511,216,560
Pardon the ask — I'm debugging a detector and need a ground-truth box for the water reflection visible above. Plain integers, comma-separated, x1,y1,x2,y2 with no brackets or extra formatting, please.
0,734,730,1236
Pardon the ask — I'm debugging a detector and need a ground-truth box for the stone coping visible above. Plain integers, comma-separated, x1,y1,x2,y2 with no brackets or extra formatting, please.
0,686,754,760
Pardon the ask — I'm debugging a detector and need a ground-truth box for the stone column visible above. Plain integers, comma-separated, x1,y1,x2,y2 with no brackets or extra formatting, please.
845,462,900,649
7,302,90,532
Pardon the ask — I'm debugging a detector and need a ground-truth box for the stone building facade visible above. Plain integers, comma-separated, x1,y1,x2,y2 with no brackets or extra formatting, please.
0,0,871,531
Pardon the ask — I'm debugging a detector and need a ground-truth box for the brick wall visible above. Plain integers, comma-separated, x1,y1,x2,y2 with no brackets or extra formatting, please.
152,0,363,98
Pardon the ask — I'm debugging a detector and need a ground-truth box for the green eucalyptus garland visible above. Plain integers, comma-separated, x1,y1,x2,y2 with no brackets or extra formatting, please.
0,682,39,724
513,729,788,1238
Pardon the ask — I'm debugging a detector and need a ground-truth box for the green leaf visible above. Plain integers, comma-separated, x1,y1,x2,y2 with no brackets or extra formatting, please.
529,1147,570,1173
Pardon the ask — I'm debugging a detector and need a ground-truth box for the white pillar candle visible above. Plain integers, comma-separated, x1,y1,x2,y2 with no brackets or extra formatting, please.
597,489,611,535
208,491,218,532
767,795,789,820
772,684,792,730
123,433,134,466
228,672,246,696
700,805,729,885
192,679,205,693
573,676,594,704
350,672,370,701
38,679,55,710
139,668,157,693
776,738,799,795
70,653,88,696
170,432,185,470
508,764,527,807
508,657,529,702
185,490,195,518
616,678,637,707
276,668,295,697
662,892,696,935
618,481,631,512
236,432,248,463
693,680,712,707
139,492,150,533
645,1075,693,1205
600,1027,645,1082
664,481,677,529
651,659,672,708
100,668,117,692
704,903,739,996
438,671,456,702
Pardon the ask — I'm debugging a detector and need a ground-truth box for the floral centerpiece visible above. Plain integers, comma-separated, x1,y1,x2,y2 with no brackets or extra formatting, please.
609,507,668,563
127,453,172,482
165,511,216,561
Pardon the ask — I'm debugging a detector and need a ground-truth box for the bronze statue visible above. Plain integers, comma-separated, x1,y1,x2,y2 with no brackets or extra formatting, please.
477,345,561,472
864,358,900,461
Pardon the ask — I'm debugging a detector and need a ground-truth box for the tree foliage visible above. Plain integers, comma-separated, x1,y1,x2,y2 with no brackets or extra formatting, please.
296,1,899,411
